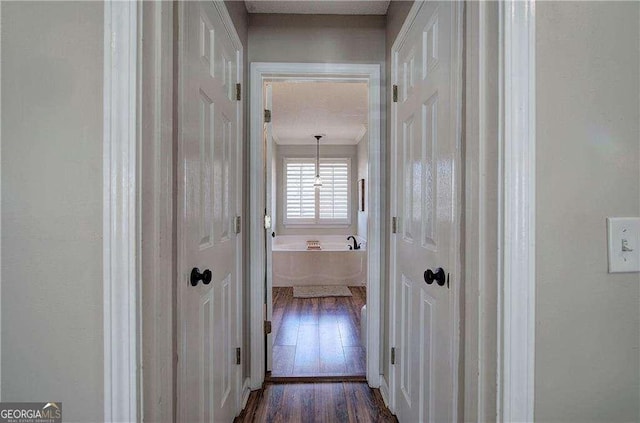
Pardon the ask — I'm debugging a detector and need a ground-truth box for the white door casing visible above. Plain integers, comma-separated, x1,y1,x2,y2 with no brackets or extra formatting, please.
249,63,381,389
390,1,462,422
177,1,243,422
103,1,139,421
498,1,536,421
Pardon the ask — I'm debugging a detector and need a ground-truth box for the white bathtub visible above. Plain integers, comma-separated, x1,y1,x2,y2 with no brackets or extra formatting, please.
272,235,367,287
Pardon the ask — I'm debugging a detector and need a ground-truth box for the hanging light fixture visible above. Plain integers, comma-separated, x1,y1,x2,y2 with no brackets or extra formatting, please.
313,135,323,188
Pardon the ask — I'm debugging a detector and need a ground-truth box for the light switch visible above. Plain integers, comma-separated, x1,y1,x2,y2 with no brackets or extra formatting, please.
607,217,640,273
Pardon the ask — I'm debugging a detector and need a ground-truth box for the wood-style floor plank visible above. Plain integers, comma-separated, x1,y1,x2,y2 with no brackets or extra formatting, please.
271,286,366,377
235,383,398,423
318,323,347,374
272,345,295,375
293,324,320,374
343,346,366,375
274,291,300,346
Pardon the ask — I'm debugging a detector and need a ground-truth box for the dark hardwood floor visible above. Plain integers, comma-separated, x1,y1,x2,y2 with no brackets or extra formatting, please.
235,382,397,423
271,286,366,377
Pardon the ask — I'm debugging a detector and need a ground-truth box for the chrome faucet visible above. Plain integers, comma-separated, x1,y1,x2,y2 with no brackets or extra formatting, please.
347,235,361,250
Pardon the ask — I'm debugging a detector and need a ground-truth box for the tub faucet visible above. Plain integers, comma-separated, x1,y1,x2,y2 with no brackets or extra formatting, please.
347,236,361,250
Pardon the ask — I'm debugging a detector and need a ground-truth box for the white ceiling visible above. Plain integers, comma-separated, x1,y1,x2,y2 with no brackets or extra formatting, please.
270,81,368,145
244,1,391,15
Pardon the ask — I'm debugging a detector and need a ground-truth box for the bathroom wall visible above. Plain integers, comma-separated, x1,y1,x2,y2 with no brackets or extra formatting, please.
1,2,104,421
357,132,368,240
535,2,640,421
274,144,358,237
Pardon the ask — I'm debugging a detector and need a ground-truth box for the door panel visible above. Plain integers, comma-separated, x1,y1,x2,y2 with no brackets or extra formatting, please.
179,2,241,422
392,2,459,422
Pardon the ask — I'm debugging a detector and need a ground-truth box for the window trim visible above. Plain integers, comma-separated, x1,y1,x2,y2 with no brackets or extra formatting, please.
283,157,352,228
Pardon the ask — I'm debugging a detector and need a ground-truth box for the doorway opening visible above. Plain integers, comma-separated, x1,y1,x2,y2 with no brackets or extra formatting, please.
249,63,382,389
265,81,369,378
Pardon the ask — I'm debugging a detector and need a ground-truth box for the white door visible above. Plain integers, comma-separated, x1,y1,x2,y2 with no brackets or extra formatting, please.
178,1,242,422
392,2,460,422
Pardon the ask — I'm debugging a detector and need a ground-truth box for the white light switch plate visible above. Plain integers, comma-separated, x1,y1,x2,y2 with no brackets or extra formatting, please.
607,217,640,273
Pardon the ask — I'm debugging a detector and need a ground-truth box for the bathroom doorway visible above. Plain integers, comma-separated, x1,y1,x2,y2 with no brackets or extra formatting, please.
249,63,382,387
266,80,369,377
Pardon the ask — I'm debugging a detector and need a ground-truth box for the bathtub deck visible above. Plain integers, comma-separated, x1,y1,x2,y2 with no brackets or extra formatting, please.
270,286,366,377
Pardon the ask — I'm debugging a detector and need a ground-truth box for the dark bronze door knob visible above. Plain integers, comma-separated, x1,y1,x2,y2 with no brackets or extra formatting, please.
190,267,212,286
424,267,446,286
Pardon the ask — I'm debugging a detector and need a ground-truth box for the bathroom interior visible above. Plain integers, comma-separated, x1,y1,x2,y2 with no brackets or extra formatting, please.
267,80,369,377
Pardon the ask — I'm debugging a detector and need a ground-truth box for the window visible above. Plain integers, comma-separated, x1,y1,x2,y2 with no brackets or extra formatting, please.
284,158,351,226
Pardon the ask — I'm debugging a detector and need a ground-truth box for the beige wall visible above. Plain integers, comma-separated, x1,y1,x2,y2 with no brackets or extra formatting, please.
535,2,640,421
1,2,104,421
274,144,359,237
248,13,385,65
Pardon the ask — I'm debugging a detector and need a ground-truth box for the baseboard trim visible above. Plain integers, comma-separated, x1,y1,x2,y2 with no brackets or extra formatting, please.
379,374,391,410
265,375,367,384
241,377,251,408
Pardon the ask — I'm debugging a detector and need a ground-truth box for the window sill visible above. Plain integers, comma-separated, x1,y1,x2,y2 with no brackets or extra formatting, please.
283,223,351,229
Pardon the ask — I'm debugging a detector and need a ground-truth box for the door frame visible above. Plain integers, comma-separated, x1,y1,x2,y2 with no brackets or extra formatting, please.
105,0,537,419
387,0,536,421
249,62,382,389
388,0,464,418
103,1,245,421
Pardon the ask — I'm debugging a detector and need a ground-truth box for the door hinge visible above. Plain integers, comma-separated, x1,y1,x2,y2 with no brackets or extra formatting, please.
264,215,272,229
234,216,242,234
392,217,398,234
236,83,242,101
264,320,272,335
235,347,241,365
264,109,272,123
393,85,398,103
391,347,396,365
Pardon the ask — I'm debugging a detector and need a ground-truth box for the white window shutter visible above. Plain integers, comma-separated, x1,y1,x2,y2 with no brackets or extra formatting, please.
319,162,349,221
285,161,315,220
284,158,350,225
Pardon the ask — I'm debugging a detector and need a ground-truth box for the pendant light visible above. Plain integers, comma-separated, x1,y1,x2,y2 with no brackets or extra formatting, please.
313,135,323,188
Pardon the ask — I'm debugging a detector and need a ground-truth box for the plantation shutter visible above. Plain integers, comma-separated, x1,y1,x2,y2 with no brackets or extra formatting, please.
284,158,351,225
285,160,316,220
319,160,349,222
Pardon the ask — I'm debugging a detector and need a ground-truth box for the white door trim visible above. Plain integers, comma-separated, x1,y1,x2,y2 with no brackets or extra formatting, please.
249,62,382,389
498,1,536,421
103,1,140,422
